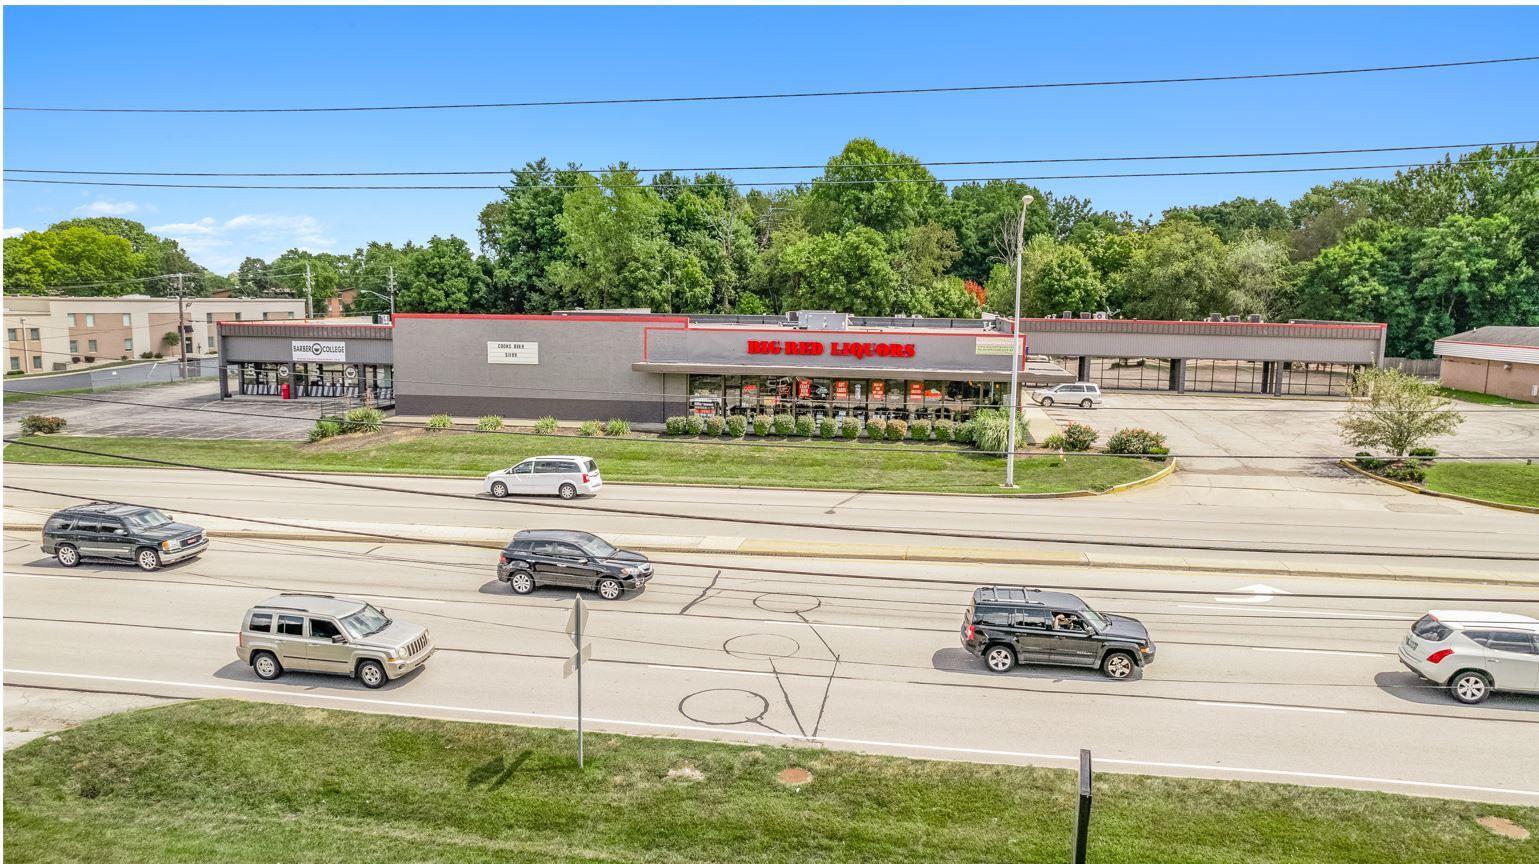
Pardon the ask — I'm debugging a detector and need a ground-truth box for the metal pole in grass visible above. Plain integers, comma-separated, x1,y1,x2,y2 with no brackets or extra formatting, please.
1004,194,1033,488
564,595,591,768
1072,748,1093,864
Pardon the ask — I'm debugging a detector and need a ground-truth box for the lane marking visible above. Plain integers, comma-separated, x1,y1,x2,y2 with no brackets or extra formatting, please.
755,619,880,631
6,573,78,581
1177,604,1409,620
362,595,446,605
647,664,771,677
1196,700,1346,715
6,667,1536,800
1252,647,1386,658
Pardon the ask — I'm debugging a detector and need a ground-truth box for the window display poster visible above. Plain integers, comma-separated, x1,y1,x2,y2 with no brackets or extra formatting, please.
834,380,849,399
908,381,923,400
797,378,811,399
871,380,885,400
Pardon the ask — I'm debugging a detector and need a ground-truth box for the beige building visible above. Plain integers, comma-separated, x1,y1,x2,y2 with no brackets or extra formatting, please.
5,295,306,375
1434,326,1539,403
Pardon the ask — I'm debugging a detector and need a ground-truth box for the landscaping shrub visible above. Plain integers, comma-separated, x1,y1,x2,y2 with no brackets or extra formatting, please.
885,419,908,441
726,415,748,438
578,420,602,437
840,418,861,439
865,418,887,440
953,420,975,445
969,409,1028,452
604,418,630,437
1145,445,1170,462
307,419,342,442
153,352,164,359
705,415,726,436
1043,433,1067,450
685,414,706,435
20,415,67,436
343,406,384,434
665,416,688,435
426,414,453,431
1408,446,1438,467
1106,427,1168,458
534,416,559,435
909,419,932,441
1408,447,1438,457
773,414,795,436
1057,422,1099,452
933,419,954,442
752,415,772,436
476,415,504,432
818,417,838,439
1354,452,1387,470
84,355,96,363
1382,463,1427,484
794,415,815,437
139,351,155,359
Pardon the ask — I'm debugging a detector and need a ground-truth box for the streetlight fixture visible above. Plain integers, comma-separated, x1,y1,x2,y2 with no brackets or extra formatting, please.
1004,194,1033,488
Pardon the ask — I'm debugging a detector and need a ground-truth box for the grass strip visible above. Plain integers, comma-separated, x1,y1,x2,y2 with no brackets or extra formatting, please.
2,433,1160,495
1424,462,1539,508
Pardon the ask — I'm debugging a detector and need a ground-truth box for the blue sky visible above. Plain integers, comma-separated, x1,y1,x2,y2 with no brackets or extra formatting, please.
6,5,1538,272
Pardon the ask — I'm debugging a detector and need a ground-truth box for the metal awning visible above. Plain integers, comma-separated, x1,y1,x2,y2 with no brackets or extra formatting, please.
631,361,1074,384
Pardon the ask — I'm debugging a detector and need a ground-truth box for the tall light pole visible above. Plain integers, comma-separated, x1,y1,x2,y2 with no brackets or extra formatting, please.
1004,194,1033,488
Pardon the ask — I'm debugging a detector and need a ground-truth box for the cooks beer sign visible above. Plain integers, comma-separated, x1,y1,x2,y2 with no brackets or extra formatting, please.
745,339,917,360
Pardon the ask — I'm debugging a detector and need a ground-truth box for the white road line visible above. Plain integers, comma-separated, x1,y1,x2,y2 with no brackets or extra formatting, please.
6,573,78,581
1252,647,1387,658
6,667,1537,800
646,664,771,677
362,596,446,605
755,619,879,631
1196,701,1346,715
1176,604,1410,620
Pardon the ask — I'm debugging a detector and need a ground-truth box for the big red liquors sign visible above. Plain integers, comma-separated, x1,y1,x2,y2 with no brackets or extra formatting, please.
745,339,916,359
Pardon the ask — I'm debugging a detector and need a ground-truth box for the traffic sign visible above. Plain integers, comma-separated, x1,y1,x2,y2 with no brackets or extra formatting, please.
565,602,589,646
562,642,593,679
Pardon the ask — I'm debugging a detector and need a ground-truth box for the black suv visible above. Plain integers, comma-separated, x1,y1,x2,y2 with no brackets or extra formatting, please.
497,530,653,599
960,586,1155,679
42,503,207,572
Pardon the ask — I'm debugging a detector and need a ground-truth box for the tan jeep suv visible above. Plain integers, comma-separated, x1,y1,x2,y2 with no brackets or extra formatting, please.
237,594,433,689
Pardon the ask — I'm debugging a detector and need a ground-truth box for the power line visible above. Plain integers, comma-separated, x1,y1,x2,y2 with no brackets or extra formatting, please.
6,55,1536,114
8,139,1535,177
9,156,1536,191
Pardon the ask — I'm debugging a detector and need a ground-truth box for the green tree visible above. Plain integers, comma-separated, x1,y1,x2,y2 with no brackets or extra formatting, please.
1407,213,1538,356
269,249,347,312
1114,220,1230,320
780,227,900,315
984,235,1104,317
338,242,410,315
398,236,487,313
2,227,145,294
1224,234,1294,320
478,159,585,313
944,180,1051,282
1337,367,1464,456
1164,197,1289,243
804,138,947,235
49,217,203,293
234,257,284,298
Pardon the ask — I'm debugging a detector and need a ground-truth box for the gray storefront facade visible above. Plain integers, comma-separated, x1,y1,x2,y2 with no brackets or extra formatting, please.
219,312,1389,422
218,322,395,403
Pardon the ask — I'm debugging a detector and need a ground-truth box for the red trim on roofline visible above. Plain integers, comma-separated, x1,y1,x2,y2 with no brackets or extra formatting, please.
217,320,393,328
684,324,1015,339
393,313,691,324
1019,317,1386,330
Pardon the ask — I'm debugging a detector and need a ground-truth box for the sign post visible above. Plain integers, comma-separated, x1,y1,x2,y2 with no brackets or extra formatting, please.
563,596,591,768
1072,749,1093,864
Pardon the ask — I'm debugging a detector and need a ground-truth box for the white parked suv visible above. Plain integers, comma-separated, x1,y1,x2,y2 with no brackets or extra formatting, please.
1398,611,1539,704
1031,382,1103,408
485,456,602,500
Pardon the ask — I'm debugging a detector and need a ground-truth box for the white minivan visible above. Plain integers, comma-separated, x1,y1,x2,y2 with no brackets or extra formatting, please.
1031,382,1103,408
485,456,602,500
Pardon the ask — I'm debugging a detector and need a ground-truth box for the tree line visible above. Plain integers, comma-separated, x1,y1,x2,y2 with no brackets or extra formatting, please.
5,139,1535,358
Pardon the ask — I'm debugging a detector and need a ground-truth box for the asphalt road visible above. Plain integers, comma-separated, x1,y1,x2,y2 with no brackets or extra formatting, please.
5,532,1538,803
5,464,1539,579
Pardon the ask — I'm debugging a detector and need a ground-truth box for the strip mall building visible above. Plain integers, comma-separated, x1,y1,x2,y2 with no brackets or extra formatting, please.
218,311,1388,424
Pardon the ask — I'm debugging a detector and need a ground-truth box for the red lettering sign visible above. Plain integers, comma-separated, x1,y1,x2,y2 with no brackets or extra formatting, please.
749,340,914,360
797,378,811,398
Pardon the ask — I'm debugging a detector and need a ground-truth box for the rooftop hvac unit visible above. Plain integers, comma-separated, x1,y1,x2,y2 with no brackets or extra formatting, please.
1225,315,1241,323
1208,313,1223,322
1078,312,1093,319
1093,311,1108,320
795,310,851,331
1063,310,1074,320
1046,314,1057,319
1247,314,1262,323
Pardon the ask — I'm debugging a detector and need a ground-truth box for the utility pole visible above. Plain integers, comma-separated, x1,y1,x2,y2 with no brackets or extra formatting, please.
175,273,188,380
1004,194,1033,488
386,266,396,318
304,262,314,320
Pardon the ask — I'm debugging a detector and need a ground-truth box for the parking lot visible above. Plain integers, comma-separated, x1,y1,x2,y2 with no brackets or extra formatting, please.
3,380,329,441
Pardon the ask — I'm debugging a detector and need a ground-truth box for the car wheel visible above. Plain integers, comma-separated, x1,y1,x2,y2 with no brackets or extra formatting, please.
136,548,162,572
1449,670,1491,704
252,652,282,681
558,483,577,500
1040,397,1054,407
56,544,80,568
357,659,387,689
596,578,624,600
984,644,1016,673
1101,652,1135,679
491,481,509,498
508,571,535,595
1080,398,1093,409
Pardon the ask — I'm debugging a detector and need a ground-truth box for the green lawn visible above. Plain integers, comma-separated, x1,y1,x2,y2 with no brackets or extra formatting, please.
2,431,1162,495
4,700,1535,864
1437,386,1539,408
1424,462,1539,508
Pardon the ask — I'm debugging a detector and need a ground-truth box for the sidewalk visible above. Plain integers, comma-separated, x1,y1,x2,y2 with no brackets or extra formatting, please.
7,506,1534,587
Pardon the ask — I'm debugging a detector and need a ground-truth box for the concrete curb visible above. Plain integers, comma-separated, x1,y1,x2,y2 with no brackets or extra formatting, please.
1337,460,1539,515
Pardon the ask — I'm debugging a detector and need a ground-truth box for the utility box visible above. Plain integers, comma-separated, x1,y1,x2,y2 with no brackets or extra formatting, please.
796,311,851,331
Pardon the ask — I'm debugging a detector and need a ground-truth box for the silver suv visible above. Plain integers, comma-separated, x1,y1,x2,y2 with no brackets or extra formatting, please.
1398,610,1539,704
236,594,433,689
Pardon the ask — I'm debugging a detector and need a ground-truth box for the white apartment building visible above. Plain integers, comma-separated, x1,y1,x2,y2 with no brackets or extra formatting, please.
5,294,307,374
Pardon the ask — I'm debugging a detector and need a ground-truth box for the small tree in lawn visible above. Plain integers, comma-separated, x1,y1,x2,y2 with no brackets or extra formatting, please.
1337,367,1463,457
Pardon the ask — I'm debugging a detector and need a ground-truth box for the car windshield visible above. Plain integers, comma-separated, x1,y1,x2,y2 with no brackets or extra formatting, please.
121,509,173,530
1081,608,1109,630
572,535,617,558
340,604,392,639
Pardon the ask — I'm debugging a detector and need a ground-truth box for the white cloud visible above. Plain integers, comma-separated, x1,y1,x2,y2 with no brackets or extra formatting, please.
2,226,27,239
149,213,335,272
73,199,145,216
